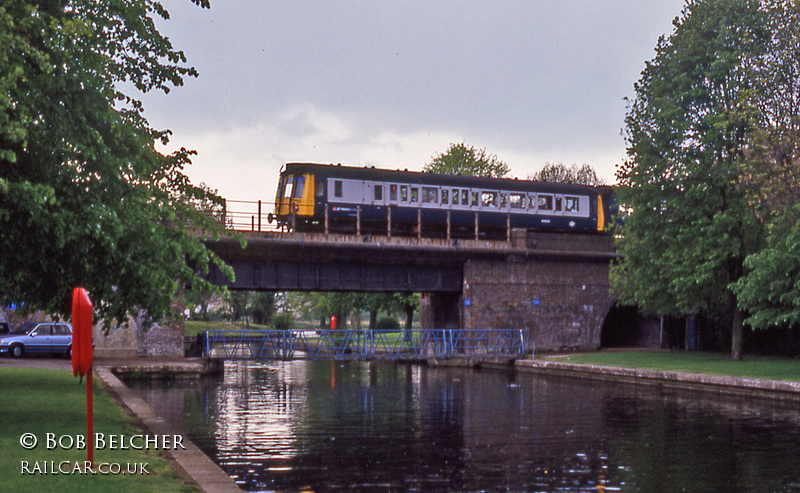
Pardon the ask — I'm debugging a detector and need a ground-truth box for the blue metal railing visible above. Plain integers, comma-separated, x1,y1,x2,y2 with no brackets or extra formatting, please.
203,328,527,360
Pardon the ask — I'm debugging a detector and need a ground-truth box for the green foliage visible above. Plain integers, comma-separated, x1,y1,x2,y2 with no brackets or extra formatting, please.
271,312,293,331
739,0,800,223
613,0,769,357
615,0,800,339
424,142,510,178
732,0,800,331
528,162,606,186
250,292,276,325
613,0,766,315
376,316,400,332
734,206,800,329
0,0,233,330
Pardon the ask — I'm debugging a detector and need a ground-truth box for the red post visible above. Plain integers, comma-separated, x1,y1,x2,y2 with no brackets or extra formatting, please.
71,288,94,466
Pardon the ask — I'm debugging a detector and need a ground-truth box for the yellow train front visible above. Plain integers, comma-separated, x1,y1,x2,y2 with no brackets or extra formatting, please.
272,162,614,236
272,164,321,231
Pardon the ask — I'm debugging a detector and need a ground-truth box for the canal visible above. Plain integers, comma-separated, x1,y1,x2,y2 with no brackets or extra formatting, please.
127,360,800,492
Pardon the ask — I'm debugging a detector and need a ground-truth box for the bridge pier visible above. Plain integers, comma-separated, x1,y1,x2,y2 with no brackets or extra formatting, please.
419,292,462,332
462,232,615,352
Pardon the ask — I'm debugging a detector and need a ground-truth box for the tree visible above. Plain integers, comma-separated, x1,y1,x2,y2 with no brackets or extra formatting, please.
250,292,276,326
227,292,250,324
0,0,232,330
612,0,768,360
424,142,510,178
733,0,800,334
528,162,606,186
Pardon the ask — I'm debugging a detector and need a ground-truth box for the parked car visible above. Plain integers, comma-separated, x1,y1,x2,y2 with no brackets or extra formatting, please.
0,322,72,358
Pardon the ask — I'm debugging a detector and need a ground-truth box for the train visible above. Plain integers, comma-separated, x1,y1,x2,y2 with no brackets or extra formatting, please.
270,162,614,238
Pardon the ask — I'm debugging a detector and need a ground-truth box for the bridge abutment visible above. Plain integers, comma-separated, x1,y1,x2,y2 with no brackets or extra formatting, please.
461,232,616,353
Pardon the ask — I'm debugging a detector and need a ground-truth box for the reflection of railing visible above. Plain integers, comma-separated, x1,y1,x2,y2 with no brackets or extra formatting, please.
203,328,526,360
221,199,282,232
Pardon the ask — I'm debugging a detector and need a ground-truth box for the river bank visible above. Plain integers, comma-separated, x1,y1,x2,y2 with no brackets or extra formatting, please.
429,350,800,402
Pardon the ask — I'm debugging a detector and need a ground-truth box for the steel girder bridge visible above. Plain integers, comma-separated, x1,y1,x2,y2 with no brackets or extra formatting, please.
203,328,527,361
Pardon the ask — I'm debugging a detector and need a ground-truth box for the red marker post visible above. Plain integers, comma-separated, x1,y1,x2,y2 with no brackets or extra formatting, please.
71,288,94,466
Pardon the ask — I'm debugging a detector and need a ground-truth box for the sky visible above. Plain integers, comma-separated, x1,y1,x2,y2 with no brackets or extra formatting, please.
139,1,687,204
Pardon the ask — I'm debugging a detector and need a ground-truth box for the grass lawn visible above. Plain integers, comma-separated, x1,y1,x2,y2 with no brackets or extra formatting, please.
548,350,800,382
0,367,197,492
184,320,248,337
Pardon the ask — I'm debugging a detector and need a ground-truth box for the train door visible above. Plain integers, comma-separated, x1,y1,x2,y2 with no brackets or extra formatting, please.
329,178,364,205
553,195,564,216
366,181,386,206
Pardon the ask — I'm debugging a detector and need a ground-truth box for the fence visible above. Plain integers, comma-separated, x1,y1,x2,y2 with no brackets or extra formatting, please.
203,327,527,360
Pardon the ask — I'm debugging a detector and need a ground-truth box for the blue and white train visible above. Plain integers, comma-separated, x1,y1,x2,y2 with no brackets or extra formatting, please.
272,162,614,237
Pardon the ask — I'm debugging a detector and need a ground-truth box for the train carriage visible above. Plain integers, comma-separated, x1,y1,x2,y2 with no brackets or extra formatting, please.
272,162,614,238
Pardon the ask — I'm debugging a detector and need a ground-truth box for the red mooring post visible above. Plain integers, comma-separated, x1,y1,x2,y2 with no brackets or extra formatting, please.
71,287,94,466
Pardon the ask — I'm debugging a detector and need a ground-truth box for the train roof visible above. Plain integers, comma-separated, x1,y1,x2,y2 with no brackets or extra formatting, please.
283,162,601,194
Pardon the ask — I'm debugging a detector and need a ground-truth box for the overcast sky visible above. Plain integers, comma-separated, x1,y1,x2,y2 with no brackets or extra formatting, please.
140,1,686,203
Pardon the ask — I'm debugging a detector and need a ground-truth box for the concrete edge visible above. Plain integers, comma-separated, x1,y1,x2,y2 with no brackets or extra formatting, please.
95,367,242,493
515,359,800,401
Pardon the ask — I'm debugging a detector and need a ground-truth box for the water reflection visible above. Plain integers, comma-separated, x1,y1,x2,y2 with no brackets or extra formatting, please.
128,361,800,492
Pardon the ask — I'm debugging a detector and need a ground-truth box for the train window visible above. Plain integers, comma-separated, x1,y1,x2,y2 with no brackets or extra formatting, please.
500,193,508,208
315,178,324,197
422,187,438,203
452,189,459,205
374,185,383,201
538,194,553,211
463,190,470,206
284,176,294,199
390,184,398,201
481,191,497,207
277,177,286,199
410,187,418,202
441,189,449,204
334,180,343,198
555,197,562,212
564,196,580,212
293,176,305,198
470,192,478,206
400,185,408,201
510,193,525,209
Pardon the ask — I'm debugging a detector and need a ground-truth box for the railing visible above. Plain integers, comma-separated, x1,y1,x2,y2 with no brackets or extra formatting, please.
203,328,527,360
218,199,515,241
222,199,282,232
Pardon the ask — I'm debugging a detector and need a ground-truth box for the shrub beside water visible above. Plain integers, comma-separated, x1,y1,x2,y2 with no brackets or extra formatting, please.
271,312,293,331
376,316,400,332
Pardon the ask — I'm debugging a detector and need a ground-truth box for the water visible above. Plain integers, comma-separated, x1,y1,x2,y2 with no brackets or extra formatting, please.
129,360,800,492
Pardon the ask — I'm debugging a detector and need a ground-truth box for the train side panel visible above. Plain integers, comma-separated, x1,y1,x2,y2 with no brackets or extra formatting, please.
274,163,613,235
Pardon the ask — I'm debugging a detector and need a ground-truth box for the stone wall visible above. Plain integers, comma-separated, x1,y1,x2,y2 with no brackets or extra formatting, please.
463,255,615,352
93,321,139,359
92,315,184,359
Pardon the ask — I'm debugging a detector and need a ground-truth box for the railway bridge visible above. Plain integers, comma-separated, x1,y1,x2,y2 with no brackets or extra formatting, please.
202,228,617,354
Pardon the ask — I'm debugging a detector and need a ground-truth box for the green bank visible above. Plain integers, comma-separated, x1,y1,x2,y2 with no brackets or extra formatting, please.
548,351,800,382
0,367,197,493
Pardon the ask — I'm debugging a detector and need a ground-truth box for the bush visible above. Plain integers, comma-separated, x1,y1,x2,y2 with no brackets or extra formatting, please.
376,316,400,332
271,312,293,330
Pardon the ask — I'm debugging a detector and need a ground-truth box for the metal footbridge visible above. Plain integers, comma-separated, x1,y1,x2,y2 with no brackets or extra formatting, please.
203,328,527,360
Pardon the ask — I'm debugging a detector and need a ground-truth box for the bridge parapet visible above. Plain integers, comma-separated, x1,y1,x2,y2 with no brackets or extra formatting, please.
205,229,617,262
